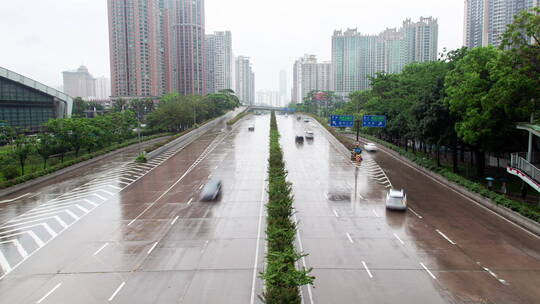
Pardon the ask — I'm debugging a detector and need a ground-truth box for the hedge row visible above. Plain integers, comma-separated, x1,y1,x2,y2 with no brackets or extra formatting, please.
226,110,250,126
304,113,540,223
0,133,169,190
260,111,314,303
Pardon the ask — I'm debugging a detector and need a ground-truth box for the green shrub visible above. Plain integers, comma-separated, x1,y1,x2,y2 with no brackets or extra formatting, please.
2,165,20,180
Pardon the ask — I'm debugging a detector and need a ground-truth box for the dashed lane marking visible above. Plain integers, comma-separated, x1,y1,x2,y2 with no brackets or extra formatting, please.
393,233,405,245
420,262,437,280
436,229,456,245
147,242,158,255
408,207,423,219
93,243,109,256
171,216,179,225
108,281,126,302
36,282,62,304
362,261,373,278
346,233,354,243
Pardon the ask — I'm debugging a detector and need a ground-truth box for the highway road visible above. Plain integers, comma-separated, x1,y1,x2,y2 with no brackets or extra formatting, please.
280,115,540,304
0,111,539,303
0,115,268,303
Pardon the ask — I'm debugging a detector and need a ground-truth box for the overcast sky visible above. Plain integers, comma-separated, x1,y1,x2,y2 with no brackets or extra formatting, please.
0,0,464,93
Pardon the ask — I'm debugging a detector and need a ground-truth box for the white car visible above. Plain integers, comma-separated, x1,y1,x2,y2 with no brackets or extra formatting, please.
364,142,378,152
304,118,310,123
386,189,407,211
248,124,255,131
305,131,314,139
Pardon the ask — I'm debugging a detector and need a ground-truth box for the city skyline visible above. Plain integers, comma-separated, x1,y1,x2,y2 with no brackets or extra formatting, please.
0,0,465,93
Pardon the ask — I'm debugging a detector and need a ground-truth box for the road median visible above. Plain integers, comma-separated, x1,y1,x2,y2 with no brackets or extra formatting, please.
260,111,314,303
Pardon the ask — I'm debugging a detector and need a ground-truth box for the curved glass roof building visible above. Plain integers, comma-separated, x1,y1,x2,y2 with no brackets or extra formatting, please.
0,66,73,131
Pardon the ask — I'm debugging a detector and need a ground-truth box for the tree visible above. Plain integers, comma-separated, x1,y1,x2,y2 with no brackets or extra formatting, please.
112,98,128,112
445,46,521,176
0,121,16,144
43,119,71,162
500,7,540,119
12,135,34,175
72,97,88,117
36,133,58,169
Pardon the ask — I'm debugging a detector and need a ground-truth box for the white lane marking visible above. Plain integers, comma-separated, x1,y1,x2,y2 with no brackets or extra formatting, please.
372,210,380,218
293,214,315,304
2,216,68,230
0,240,29,258
436,229,456,245
393,233,405,245
477,263,508,285
362,261,373,278
0,250,11,272
208,174,213,179
420,262,437,280
93,194,107,201
346,232,354,243
36,282,62,303
408,207,423,219
198,184,204,190
187,198,193,205
250,180,266,304
0,223,57,238
332,209,339,218
0,193,34,204
147,242,158,255
358,194,365,200
93,243,109,256
0,231,45,247
108,281,126,302
171,216,179,225
372,142,540,240
214,166,218,170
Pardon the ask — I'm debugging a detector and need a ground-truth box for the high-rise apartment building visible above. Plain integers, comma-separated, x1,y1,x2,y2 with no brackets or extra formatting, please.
205,31,233,94
95,77,112,100
292,55,332,102
62,66,96,99
235,56,255,105
279,70,288,103
332,17,438,97
107,0,167,98
257,91,281,107
168,0,206,95
464,0,538,48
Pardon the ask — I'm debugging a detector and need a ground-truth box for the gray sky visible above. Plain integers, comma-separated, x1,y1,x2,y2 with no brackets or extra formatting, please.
0,0,463,93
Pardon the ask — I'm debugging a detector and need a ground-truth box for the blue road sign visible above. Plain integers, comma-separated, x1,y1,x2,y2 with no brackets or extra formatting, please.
330,115,355,127
362,115,387,128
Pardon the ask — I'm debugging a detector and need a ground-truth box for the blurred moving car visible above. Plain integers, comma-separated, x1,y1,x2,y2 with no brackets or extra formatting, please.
248,124,255,131
297,116,301,121
305,130,314,140
304,118,310,123
385,189,407,211
364,142,378,152
200,179,222,201
295,135,304,144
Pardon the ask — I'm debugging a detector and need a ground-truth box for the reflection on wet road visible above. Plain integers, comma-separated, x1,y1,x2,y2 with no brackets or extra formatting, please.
279,115,540,304
0,112,538,303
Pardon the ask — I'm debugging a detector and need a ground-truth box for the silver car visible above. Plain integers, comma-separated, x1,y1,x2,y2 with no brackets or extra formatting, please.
305,130,314,140
200,179,222,201
385,189,407,211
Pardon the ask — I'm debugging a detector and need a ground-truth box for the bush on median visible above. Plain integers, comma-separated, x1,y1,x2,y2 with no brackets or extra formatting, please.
260,111,314,303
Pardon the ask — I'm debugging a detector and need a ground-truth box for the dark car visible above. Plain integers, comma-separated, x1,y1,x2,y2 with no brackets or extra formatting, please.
295,135,304,144
200,179,222,201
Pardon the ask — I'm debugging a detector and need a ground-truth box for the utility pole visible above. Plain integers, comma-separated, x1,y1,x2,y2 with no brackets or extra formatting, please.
356,119,360,141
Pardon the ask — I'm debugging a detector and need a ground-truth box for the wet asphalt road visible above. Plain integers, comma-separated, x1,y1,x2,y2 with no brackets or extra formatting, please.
279,115,540,304
0,112,539,303
0,115,268,303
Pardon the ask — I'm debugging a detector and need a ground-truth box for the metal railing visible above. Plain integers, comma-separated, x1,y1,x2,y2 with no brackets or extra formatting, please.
510,153,540,184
